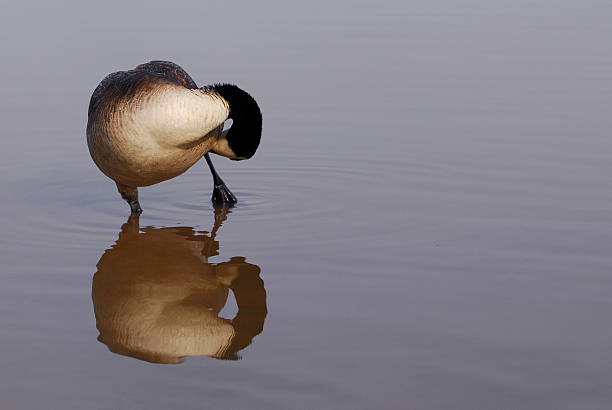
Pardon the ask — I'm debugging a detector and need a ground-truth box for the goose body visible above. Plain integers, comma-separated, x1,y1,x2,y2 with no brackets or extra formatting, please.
86,61,262,212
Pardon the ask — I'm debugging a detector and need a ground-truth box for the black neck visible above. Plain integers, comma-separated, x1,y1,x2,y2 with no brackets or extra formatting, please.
207,84,262,159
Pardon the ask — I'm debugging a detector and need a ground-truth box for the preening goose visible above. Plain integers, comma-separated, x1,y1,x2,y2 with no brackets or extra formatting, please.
86,60,262,213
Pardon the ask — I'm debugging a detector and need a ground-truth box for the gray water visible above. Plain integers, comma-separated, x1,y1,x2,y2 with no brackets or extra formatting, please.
1,1,612,409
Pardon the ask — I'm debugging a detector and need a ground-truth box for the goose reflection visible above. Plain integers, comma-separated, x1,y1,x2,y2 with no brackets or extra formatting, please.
92,207,267,363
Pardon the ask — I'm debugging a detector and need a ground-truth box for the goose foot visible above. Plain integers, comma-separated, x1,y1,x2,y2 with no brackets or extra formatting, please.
205,153,237,205
128,200,143,214
117,182,142,215
212,180,237,205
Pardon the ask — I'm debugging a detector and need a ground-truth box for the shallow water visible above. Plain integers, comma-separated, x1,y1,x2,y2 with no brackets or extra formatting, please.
1,1,612,409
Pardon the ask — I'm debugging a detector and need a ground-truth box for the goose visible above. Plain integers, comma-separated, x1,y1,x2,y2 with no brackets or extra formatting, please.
86,60,262,213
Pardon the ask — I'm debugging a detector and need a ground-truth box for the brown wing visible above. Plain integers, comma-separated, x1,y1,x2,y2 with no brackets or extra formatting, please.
88,70,129,117
135,60,198,89
88,61,198,118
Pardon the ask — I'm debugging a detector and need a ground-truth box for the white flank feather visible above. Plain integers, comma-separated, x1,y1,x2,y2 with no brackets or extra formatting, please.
111,85,229,150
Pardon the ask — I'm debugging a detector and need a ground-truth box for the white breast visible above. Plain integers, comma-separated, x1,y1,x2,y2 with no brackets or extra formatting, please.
88,84,229,187
111,85,229,150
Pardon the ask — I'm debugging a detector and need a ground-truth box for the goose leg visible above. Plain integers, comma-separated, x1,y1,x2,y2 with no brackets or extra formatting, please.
116,182,142,214
204,153,237,205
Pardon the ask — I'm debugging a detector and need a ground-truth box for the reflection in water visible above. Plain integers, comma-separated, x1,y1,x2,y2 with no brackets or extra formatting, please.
92,207,267,364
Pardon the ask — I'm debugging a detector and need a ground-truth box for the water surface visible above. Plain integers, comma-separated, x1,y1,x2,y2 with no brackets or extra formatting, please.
1,1,612,409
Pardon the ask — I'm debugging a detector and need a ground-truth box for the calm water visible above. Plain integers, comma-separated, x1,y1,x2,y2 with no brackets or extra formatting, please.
1,1,612,409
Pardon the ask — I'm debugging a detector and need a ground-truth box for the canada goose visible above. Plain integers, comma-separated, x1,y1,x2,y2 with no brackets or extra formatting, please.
86,60,262,213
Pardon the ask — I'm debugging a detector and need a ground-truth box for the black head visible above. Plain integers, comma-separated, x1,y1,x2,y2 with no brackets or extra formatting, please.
208,84,262,159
